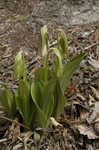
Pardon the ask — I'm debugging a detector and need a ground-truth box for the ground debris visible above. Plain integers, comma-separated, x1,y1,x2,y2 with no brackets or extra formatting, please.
0,2,99,149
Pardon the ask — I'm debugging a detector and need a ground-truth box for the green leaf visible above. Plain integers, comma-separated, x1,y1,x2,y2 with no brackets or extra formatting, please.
14,50,26,80
31,79,47,127
53,81,66,120
15,79,35,127
31,78,55,128
35,67,48,83
40,25,49,57
56,29,68,58
42,79,55,123
35,66,56,83
51,48,63,77
0,86,16,116
61,53,85,91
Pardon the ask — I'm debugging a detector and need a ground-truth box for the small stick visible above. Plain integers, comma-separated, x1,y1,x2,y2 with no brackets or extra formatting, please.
0,138,8,143
0,115,30,130
84,42,99,56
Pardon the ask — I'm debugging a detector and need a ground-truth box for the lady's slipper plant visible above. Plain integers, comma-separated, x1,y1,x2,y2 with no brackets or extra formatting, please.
0,25,84,129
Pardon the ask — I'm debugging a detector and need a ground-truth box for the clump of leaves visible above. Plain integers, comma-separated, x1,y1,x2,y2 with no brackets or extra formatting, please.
0,25,85,129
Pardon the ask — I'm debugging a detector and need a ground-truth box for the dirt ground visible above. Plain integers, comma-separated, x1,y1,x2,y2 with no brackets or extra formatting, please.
0,1,99,150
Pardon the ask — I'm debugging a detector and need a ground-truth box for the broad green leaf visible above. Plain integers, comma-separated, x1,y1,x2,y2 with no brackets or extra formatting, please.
53,81,66,120
35,67,48,83
40,25,49,57
35,66,56,83
14,50,26,80
31,78,56,128
15,79,35,127
56,29,68,58
31,79,47,127
0,86,16,116
42,79,55,122
61,53,85,91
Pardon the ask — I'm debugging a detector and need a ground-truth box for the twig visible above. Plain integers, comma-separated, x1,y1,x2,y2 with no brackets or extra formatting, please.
0,115,30,130
84,42,99,55
0,138,8,143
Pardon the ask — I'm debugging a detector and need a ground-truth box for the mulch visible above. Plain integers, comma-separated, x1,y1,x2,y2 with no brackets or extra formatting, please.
0,5,99,150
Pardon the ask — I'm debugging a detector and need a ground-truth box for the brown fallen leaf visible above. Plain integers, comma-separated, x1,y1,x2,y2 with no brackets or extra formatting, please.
75,123,99,139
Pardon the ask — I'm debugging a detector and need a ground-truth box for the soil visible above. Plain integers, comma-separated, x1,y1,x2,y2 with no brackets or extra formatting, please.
0,0,99,150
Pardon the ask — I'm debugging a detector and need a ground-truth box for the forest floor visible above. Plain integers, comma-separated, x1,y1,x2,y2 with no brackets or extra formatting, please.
0,1,99,150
